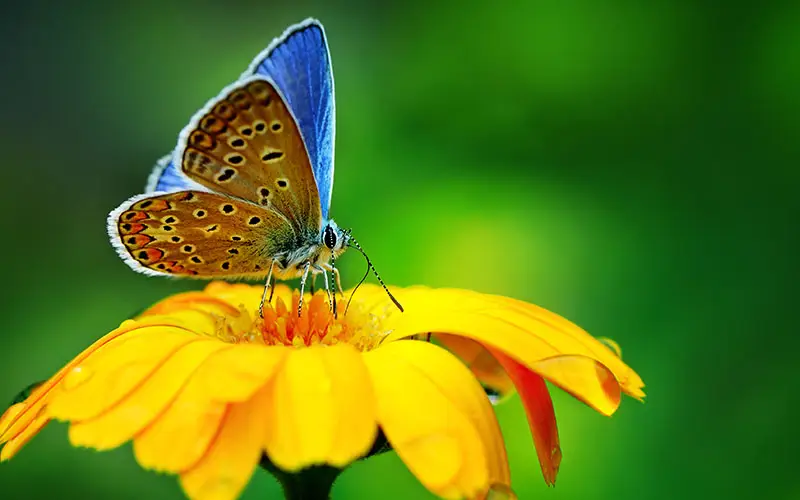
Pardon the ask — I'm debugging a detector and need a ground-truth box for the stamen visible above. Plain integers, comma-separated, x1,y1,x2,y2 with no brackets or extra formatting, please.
212,290,390,351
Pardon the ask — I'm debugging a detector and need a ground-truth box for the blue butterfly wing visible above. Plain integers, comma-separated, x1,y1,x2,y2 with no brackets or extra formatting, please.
145,152,208,193
246,19,336,220
146,19,336,218
145,153,185,192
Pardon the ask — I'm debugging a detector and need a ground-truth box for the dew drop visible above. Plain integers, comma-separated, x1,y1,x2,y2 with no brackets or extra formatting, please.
597,336,622,358
63,366,93,391
485,483,518,500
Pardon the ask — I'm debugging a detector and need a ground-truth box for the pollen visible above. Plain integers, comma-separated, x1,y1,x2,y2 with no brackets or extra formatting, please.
212,290,389,350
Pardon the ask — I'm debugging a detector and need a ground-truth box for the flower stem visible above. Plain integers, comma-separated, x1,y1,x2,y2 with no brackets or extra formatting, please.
258,430,393,499
260,455,341,500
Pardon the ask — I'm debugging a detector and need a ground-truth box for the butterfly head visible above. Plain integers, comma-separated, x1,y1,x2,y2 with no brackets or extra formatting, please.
322,220,350,260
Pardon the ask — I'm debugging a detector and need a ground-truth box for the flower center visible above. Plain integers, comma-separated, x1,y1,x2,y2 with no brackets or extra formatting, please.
214,290,389,351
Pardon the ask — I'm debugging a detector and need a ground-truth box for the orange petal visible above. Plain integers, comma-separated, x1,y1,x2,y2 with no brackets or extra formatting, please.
492,350,561,486
179,383,271,500
68,339,228,450
364,341,505,499
134,345,284,473
435,334,516,400
264,344,376,470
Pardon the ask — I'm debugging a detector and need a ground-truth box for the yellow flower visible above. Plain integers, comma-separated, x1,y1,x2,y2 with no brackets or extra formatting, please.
0,282,644,500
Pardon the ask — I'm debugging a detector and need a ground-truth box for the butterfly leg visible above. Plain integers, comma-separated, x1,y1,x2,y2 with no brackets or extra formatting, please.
297,261,312,316
315,264,336,318
259,258,277,318
332,265,345,297
328,256,340,318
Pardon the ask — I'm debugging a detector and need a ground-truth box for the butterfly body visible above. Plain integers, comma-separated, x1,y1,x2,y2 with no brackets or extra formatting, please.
269,219,349,282
108,21,347,286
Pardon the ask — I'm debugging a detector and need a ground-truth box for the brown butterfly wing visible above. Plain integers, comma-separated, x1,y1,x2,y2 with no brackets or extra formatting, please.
111,190,296,278
177,77,322,236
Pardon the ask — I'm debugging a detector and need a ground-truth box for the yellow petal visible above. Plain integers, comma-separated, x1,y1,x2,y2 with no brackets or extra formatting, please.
395,340,510,488
0,404,26,444
68,340,228,450
141,292,242,318
201,282,294,319
134,345,284,473
0,320,152,447
198,345,287,402
364,341,500,499
47,327,197,422
179,383,271,500
379,288,644,411
205,281,269,307
265,344,376,470
530,355,622,416
0,404,48,461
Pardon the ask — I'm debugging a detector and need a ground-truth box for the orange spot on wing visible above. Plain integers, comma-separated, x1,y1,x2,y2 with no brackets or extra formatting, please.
230,89,253,110
214,101,237,120
190,130,215,150
166,191,197,202
118,223,146,235
135,248,165,264
145,199,171,212
124,234,155,249
121,211,148,222
156,261,198,276
201,115,226,134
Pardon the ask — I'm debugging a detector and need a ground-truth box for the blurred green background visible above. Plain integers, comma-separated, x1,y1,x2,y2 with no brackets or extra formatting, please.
1,0,797,498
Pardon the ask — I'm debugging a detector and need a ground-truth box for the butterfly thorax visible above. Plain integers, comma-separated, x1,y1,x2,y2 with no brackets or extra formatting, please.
271,219,349,280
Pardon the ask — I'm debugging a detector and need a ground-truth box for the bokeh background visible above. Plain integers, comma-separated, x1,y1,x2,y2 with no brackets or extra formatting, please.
1,0,797,499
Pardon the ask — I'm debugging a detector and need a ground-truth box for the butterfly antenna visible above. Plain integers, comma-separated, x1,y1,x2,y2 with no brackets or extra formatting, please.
347,235,404,313
345,258,371,316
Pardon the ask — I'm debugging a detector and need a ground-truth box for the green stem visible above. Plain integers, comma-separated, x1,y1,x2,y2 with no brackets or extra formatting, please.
259,429,393,499
261,456,340,500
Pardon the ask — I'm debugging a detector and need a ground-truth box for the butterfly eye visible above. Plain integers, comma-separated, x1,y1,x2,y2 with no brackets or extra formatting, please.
323,225,337,250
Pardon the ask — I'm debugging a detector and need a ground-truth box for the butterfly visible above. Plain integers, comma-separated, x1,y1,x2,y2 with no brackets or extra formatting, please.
107,19,401,315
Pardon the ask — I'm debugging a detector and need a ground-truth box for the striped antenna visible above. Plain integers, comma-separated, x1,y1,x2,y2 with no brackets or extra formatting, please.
347,235,404,313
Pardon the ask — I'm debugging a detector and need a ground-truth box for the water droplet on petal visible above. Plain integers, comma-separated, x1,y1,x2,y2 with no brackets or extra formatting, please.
62,366,92,391
597,336,623,358
485,483,518,499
